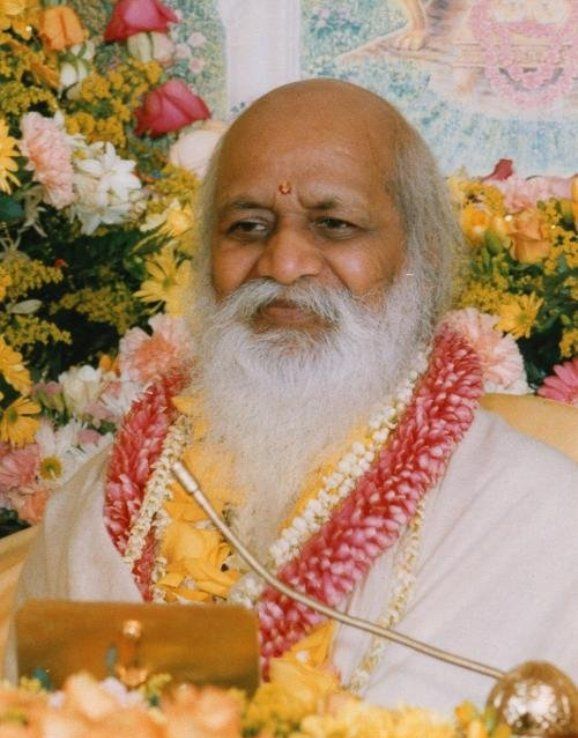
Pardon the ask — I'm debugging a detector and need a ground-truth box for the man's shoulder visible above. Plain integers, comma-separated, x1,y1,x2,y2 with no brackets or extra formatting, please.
454,404,577,491
434,404,577,536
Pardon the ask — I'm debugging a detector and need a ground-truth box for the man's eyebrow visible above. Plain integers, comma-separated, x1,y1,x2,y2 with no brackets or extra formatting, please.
310,197,343,210
217,199,267,216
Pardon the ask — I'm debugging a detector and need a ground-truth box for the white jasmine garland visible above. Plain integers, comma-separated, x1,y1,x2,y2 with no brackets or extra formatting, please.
123,414,192,568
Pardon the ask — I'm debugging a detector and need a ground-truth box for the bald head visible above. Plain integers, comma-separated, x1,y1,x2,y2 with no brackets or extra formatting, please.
219,79,410,200
198,79,464,332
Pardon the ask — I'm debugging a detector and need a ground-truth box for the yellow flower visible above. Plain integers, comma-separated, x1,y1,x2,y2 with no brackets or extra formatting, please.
497,294,543,339
0,268,12,301
267,624,340,714
0,396,40,446
158,523,238,601
0,0,39,38
506,208,551,264
165,200,196,238
460,204,492,245
0,336,32,393
560,328,578,359
135,246,192,315
282,620,335,669
0,118,19,194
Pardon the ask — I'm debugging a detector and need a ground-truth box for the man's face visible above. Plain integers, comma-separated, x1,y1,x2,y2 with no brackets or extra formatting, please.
209,113,406,335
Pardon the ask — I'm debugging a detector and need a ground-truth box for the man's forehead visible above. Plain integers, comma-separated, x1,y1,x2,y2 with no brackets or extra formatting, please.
215,181,376,214
215,136,394,206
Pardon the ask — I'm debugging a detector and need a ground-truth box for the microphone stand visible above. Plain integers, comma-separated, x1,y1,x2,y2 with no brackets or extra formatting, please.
172,461,504,682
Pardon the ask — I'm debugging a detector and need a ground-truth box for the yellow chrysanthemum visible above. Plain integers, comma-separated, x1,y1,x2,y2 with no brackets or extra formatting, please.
0,396,40,447
0,118,19,194
0,268,12,301
0,336,31,392
135,246,192,316
497,293,543,339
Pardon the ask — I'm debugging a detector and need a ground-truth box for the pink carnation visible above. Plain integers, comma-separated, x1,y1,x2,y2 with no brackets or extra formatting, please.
20,112,75,209
119,314,191,385
0,445,40,494
9,486,49,525
538,357,578,406
444,308,529,394
483,160,573,211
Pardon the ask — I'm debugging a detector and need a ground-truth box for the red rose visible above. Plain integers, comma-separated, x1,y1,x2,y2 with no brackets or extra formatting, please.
134,79,210,137
104,0,178,42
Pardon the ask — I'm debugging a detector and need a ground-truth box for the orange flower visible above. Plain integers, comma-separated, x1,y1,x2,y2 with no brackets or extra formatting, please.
38,5,86,51
460,204,491,245
506,208,551,263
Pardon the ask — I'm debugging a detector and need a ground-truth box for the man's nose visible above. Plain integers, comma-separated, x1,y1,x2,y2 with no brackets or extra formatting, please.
255,226,323,285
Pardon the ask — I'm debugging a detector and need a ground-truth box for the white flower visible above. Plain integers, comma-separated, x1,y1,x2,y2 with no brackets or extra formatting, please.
69,142,143,235
58,364,107,416
98,379,142,422
127,31,174,65
35,419,85,486
169,120,227,178
60,59,91,90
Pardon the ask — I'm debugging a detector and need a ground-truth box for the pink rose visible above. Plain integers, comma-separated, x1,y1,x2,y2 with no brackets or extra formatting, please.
104,0,178,42
134,79,210,137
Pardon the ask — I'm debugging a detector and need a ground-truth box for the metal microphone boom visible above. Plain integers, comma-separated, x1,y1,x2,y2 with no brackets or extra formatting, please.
171,461,504,682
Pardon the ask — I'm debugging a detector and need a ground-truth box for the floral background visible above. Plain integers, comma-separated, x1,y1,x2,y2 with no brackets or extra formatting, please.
0,0,575,538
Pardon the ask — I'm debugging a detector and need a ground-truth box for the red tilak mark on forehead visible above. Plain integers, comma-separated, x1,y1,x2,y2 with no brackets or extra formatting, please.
278,181,292,195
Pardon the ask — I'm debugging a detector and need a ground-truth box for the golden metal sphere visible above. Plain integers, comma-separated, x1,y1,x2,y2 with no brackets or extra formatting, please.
486,661,578,737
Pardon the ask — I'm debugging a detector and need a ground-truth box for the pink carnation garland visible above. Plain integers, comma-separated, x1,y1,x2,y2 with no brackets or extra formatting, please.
104,372,186,598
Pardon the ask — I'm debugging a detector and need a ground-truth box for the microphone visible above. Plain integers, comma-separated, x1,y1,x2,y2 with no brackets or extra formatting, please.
171,460,504,681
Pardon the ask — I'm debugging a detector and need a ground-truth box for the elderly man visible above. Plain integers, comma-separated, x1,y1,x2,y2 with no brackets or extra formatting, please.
13,80,578,711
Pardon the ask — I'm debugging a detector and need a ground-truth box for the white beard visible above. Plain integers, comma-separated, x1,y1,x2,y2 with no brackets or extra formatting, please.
190,270,430,560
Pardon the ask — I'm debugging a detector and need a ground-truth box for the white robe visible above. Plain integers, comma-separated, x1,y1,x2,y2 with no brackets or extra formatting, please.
10,408,578,713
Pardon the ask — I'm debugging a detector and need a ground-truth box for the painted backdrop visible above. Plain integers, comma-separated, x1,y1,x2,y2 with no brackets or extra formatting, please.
74,0,578,177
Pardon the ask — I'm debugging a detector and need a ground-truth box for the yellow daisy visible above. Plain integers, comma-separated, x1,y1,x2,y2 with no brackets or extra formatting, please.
497,293,543,339
0,336,32,393
0,396,40,447
135,246,192,316
0,119,19,194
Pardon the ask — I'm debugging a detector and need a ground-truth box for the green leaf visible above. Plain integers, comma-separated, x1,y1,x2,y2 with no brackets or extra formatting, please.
0,194,23,222
484,230,504,255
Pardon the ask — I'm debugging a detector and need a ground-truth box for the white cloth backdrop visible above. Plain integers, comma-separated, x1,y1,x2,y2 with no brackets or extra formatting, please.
217,0,301,112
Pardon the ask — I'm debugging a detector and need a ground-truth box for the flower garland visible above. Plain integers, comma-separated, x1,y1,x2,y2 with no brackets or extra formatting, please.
264,351,429,573
104,327,483,679
104,371,187,599
254,328,482,675
347,497,426,693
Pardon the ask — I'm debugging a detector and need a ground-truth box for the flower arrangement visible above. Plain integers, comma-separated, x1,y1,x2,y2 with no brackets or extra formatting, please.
0,0,220,533
449,160,578,392
0,670,510,738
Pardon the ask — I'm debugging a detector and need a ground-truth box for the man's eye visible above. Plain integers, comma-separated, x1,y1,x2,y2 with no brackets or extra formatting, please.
227,220,269,237
315,218,357,236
